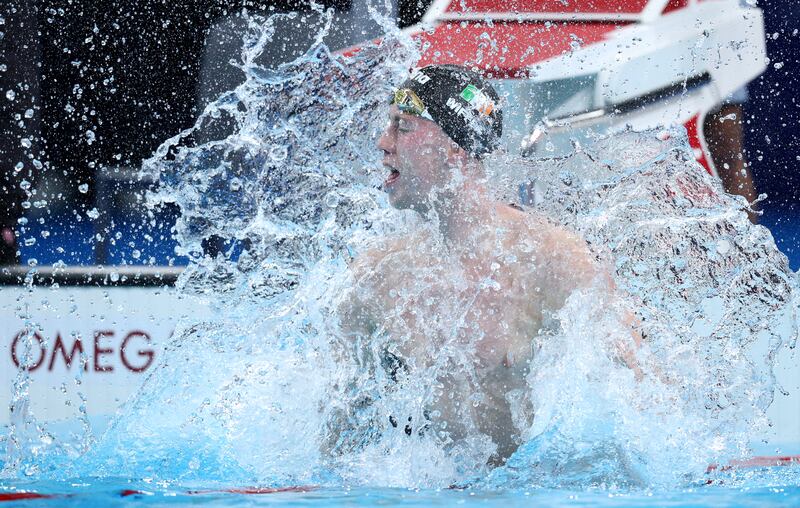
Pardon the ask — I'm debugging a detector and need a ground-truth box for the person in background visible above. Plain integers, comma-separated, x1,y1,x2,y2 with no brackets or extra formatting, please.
703,0,758,222
704,85,758,222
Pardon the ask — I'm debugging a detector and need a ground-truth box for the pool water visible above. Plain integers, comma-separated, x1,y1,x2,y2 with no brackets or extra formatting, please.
2,471,800,507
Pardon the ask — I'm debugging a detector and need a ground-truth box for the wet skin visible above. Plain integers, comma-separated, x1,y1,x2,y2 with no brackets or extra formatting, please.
339,107,641,463
377,106,456,213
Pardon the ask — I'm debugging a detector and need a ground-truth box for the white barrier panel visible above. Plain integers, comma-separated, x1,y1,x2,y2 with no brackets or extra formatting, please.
0,286,204,426
2,284,797,450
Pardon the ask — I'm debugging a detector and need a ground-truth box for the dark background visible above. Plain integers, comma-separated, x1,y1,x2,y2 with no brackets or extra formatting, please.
741,0,800,266
1,0,797,267
6,1,352,206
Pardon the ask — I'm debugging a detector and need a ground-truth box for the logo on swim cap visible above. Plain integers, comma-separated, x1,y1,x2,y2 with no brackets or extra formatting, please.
460,84,478,102
394,64,503,158
460,84,495,116
409,68,432,85
446,96,471,120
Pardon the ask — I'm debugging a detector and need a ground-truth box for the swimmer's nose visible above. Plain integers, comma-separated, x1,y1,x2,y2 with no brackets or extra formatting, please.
377,125,395,155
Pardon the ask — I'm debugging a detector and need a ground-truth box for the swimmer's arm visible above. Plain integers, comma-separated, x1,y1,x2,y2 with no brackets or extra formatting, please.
336,251,428,375
337,254,380,340
333,259,387,370
615,308,645,381
544,227,644,380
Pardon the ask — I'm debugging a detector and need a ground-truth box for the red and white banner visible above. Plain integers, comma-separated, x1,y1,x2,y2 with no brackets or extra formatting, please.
403,0,767,175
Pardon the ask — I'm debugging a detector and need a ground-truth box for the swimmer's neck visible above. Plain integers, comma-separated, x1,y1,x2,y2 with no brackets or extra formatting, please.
433,182,500,252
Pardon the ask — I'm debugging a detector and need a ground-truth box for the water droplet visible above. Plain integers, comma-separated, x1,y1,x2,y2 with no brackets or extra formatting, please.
20,138,31,148
78,183,89,193
269,145,288,163
324,192,339,208
5,89,15,100
85,130,95,145
86,208,100,219
569,34,583,51
131,249,141,259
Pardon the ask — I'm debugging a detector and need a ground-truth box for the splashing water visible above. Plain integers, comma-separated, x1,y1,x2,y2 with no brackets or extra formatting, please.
483,132,798,488
4,8,798,493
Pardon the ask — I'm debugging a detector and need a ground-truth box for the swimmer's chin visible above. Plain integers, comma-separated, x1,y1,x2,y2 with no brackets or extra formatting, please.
389,197,430,215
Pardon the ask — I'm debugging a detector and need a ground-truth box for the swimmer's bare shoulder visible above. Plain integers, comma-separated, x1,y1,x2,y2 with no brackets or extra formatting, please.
499,204,644,377
499,204,602,289
491,204,612,353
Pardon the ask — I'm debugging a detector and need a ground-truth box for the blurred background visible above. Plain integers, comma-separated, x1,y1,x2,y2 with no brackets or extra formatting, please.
0,0,797,269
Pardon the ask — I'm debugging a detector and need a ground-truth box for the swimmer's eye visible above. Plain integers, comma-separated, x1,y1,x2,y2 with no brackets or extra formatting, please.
397,118,414,133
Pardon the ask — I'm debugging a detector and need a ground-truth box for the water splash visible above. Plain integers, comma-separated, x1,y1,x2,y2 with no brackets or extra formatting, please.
71,5,428,486
483,130,797,488
4,7,798,493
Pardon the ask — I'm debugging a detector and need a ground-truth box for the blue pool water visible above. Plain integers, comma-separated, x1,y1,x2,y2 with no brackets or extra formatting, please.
2,473,800,507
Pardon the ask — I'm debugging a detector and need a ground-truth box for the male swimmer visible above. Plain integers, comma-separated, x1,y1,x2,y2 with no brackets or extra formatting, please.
337,65,641,464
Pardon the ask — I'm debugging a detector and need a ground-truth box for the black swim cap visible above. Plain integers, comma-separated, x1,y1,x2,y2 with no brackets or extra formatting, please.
393,65,503,158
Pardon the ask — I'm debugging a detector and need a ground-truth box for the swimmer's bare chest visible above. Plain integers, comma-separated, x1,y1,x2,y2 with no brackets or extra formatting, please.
363,240,543,459
370,239,543,375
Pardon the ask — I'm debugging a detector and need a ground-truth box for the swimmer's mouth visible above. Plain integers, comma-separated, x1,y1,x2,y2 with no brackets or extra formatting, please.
384,167,400,186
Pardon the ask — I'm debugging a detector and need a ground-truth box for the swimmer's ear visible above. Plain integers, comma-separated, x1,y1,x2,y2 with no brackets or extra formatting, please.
446,140,470,172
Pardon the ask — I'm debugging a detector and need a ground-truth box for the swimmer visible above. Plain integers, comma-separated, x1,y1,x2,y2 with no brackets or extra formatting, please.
337,65,642,464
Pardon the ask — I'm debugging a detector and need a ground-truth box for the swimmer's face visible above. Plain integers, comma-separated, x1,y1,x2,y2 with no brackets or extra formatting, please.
377,105,456,212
